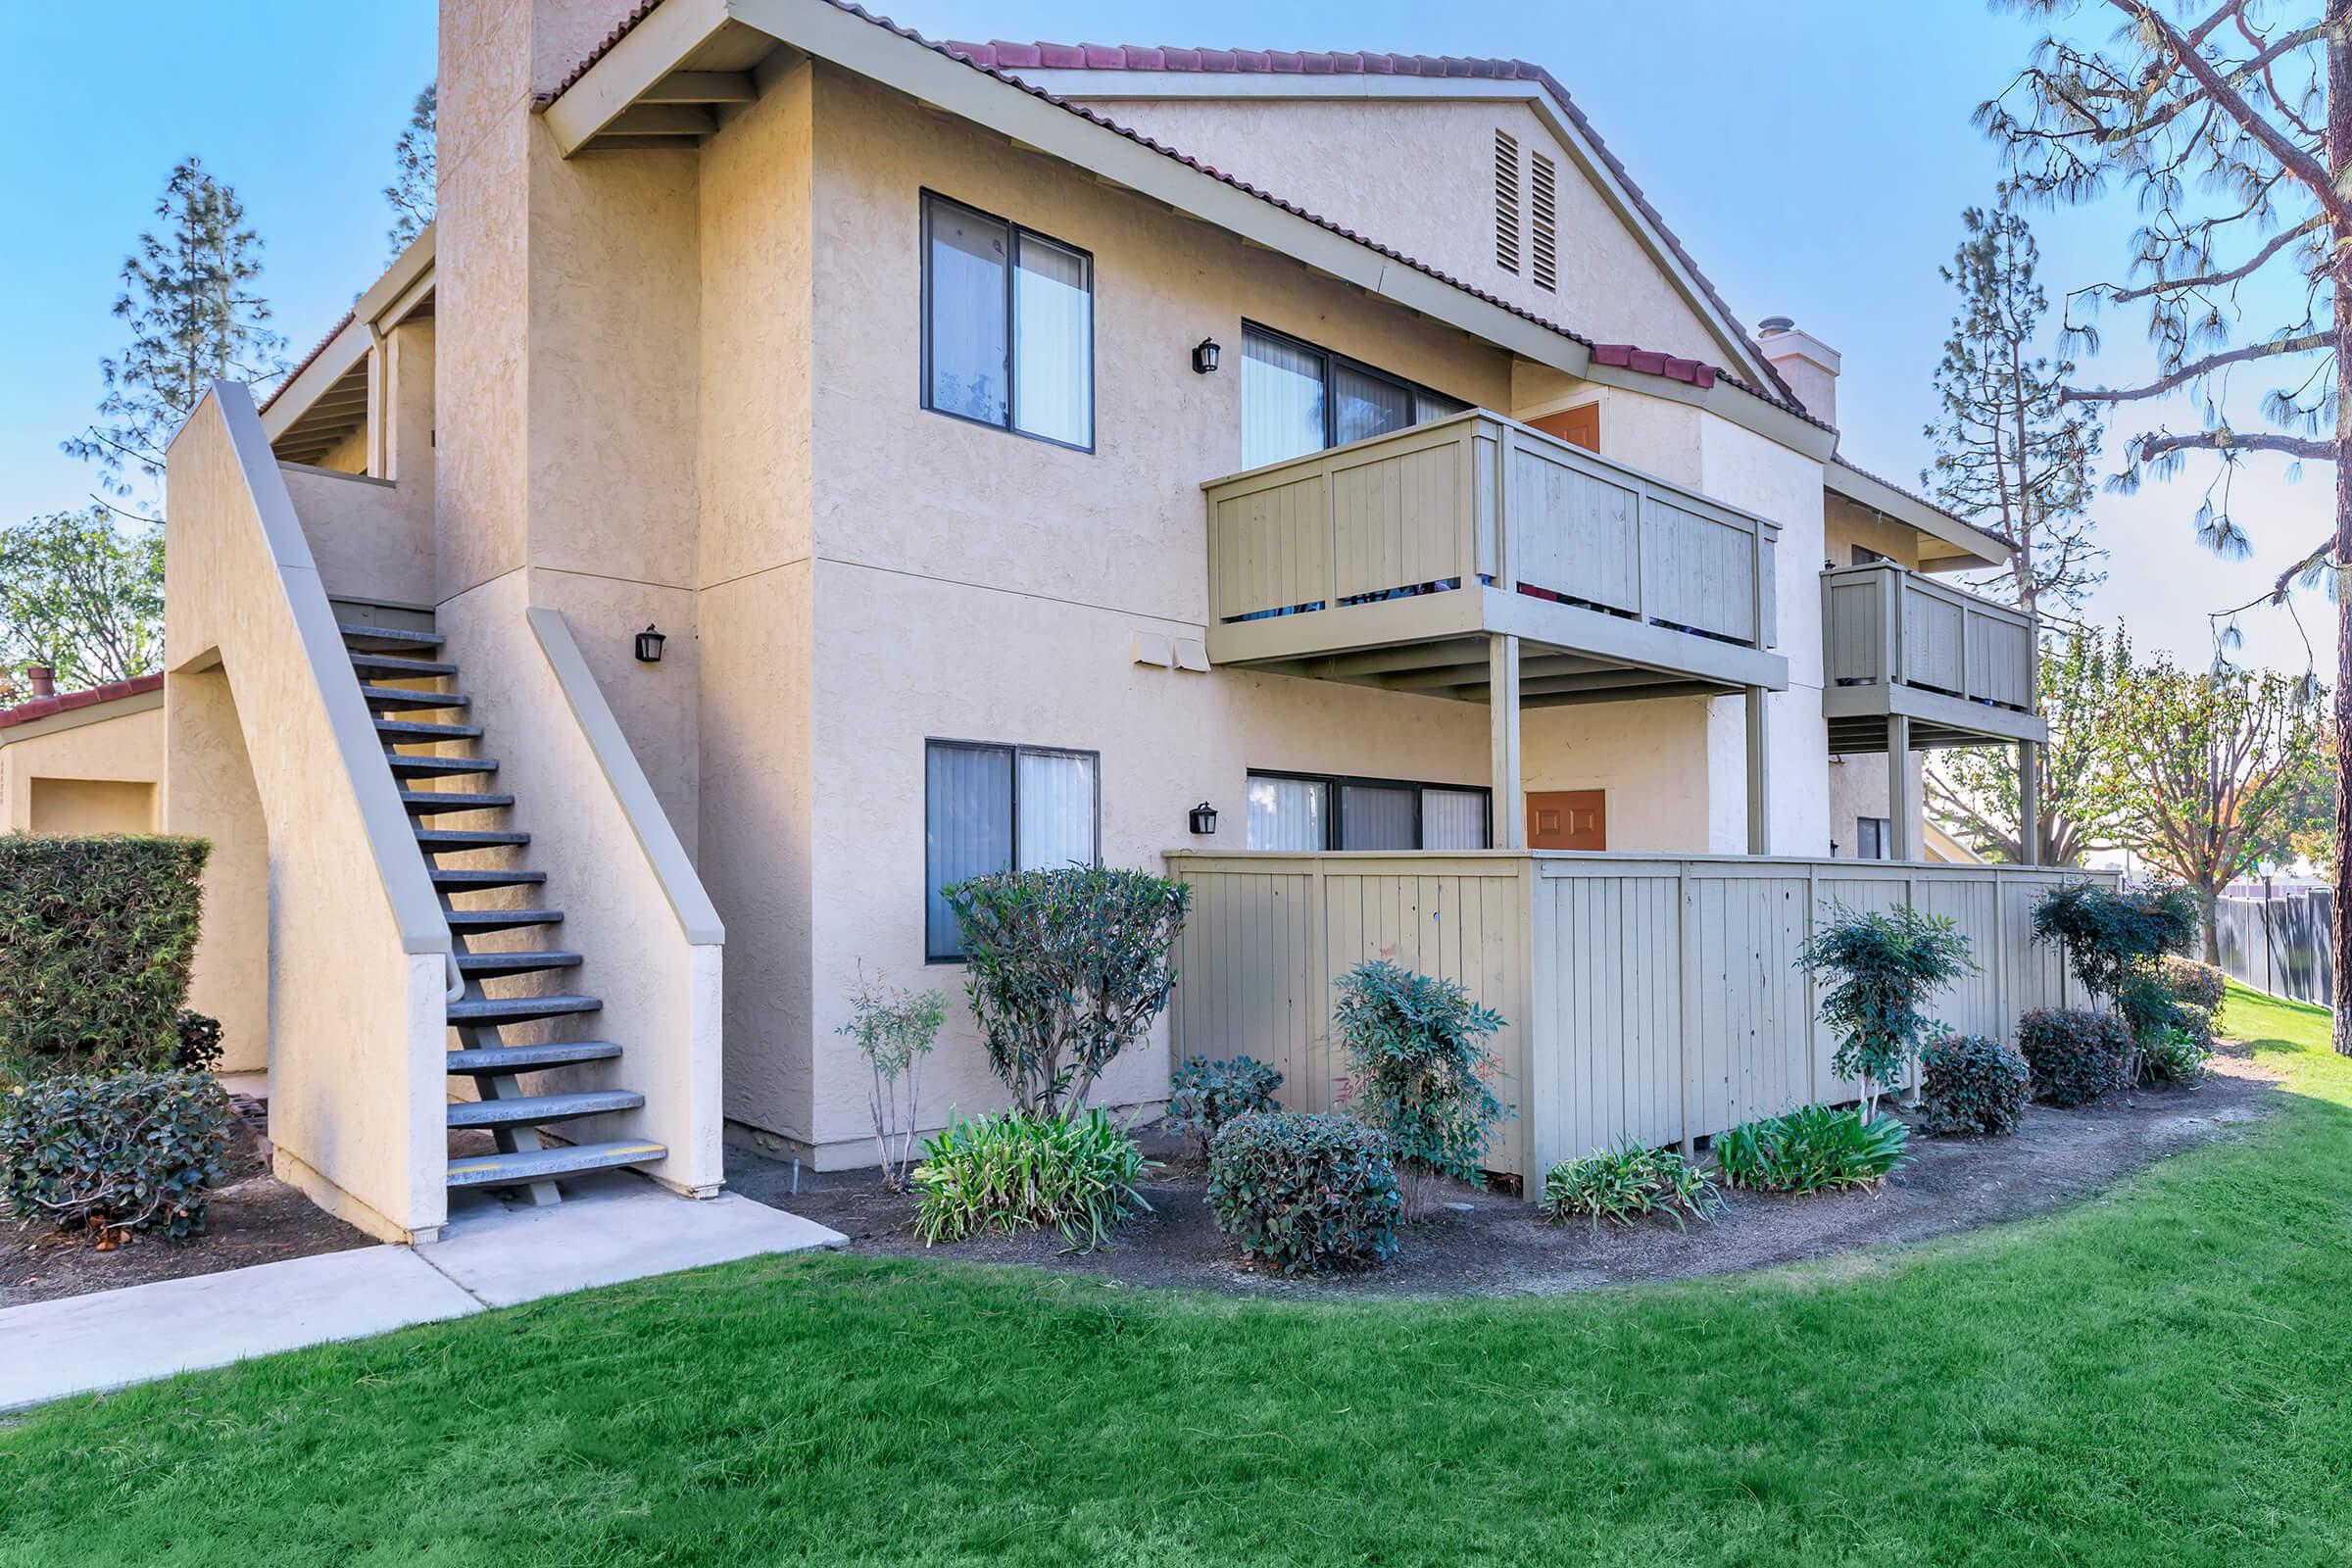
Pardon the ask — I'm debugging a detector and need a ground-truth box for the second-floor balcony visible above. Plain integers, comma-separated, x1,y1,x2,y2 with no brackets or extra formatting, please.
1820,562,2044,750
1203,411,1788,706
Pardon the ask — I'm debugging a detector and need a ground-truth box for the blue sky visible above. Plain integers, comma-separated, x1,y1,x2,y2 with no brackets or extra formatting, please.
0,0,2328,671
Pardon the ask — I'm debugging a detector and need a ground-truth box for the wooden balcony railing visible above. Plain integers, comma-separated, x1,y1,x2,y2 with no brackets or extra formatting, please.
1822,563,2035,709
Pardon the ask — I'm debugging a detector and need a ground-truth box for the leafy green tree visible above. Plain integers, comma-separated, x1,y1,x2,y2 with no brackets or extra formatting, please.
0,511,165,689
2084,653,2328,960
385,83,436,257
1333,959,1508,1221
62,159,286,517
1928,623,2129,864
1924,191,2106,617
1982,0,2352,1043
1796,906,1980,1120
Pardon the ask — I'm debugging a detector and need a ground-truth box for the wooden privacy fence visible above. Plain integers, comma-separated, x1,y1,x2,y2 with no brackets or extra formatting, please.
1166,851,2111,1181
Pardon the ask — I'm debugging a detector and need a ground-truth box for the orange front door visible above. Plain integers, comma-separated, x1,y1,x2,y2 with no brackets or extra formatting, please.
1528,403,1599,452
1526,790,1606,851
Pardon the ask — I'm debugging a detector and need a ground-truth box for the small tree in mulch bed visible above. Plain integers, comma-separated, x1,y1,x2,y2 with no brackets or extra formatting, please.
1333,959,1508,1223
1796,903,1978,1120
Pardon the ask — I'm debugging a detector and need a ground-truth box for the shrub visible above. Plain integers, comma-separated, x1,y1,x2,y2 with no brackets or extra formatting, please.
1205,1109,1401,1275
1165,1054,1285,1161
0,835,211,1082
1713,1104,1910,1193
2160,956,2228,1014
909,1108,1152,1250
1334,959,1509,1221
2143,1021,2212,1083
944,866,1190,1117
1540,1142,1721,1231
172,1009,224,1074
837,969,945,1188
2016,1007,2132,1106
2033,882,2199,1080
1,1069,233,1242
1795,904,1978,1118
1919,1033,2032,1137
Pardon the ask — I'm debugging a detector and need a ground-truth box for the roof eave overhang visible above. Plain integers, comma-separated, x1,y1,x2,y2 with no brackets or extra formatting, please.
1825,460,2008,570
260,224,438,446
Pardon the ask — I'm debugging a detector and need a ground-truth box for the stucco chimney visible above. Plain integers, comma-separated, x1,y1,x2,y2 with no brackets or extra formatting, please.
1756,317,1841,428
25,665,54,699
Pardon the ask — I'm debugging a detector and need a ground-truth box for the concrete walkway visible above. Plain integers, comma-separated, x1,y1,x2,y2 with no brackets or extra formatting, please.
0,1174,844,1412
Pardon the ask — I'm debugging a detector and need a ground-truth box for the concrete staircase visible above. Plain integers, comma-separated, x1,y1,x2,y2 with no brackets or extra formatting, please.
342,618,663,1204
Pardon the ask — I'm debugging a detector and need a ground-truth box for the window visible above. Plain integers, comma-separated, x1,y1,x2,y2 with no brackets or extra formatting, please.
1856,816,1892,860
921,193,1094,449
1245,770,1492,852
1530,152,1558,291
1241,323,1469,469
924,740,1101,959
1494,129,1521,274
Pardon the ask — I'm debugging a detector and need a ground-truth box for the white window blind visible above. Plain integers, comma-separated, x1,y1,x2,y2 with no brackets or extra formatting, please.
1246,774,1328,851
923,193,1093,449
1241,328,1327,469
1332,362,1413,448
1012,232,1092,447
925,743,1013,958
1339,783,1417,851
1016,750,1097,871
1422,788,1492,851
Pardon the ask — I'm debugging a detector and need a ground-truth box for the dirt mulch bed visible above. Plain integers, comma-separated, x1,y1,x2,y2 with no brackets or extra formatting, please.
732,1040,2284,1299
0,1098,374,1310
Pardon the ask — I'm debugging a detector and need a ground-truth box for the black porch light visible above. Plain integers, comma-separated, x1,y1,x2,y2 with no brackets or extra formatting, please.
1192,337,1221,374
634,624,667,663
1189,801,1219,835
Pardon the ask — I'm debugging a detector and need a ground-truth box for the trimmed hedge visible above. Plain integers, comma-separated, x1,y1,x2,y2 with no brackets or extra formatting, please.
1165,1054,1284,1161
1,1069,233,1240
2018,1007,2132,1107
0,835,210,1082
2160,956,2228,1014
1920,1034,2032,1137
1207,1110,1400,1275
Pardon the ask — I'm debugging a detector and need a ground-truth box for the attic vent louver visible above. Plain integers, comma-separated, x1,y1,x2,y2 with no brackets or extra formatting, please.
1531,152,1558,291
1494,129,1521,274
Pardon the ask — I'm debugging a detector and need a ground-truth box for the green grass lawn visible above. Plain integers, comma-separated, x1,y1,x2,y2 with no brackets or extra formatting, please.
5,983,2350,1566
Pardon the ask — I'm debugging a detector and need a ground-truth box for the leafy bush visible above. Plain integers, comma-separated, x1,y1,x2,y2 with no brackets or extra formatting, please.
2033,882,2199,1079
1795,904,1978,1117
1713,1104,1910,1193
1540,1142,1721,1231
837,969,945,1188
2,1069,233,1241
2143,1021,2212,1083
2160,956,2228,1014
172,1009,223,1074
1165,1054,1284,1160
2017,1007,2132,1107
1334,959,1509,1220
909,1108,1152,1250
1205,1109,1401,1275
0,835,211,1082
944,866,1190,1117
1919,1033,2031,1137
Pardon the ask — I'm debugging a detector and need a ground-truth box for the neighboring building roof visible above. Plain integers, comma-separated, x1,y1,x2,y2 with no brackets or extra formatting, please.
1827,458,2013,572
541,4,1829,437
0,673,165,733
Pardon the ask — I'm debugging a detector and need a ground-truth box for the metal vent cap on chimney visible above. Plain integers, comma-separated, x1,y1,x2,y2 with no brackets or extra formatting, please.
1758,315,1795,333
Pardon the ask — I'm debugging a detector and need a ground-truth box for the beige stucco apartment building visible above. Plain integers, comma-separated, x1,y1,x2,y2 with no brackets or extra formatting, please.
162,0,2084,1244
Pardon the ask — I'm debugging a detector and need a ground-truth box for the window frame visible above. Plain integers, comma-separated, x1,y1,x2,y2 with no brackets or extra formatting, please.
923,737,1104,963
1240,321,1469,466
1245,766,1493,853
1855,815,1893,860
918,190,1098,454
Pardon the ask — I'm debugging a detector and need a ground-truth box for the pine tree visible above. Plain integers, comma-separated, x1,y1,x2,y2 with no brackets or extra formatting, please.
385,82,436,257
63,159,286,518
1923,192,2106,618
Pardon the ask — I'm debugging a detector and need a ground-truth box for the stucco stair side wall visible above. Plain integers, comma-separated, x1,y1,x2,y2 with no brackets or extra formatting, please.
164,390,447,1243
160,678,270,1075
1070,94,1733,370
1,703,163,831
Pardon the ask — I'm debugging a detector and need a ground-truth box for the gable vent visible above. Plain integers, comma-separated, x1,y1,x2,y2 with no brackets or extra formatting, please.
1531,151,1558,292
1494,129,1521,274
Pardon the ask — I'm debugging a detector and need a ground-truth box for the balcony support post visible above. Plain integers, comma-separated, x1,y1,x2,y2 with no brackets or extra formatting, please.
2018,739,2040,867
1744,686,1772,855
1887,713,1915,861
1490,632,1525,849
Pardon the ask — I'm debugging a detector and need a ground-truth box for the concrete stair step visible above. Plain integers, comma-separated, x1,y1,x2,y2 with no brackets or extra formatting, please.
447,992,600,1026
365,687,471,712
446,1039,621,1075
400,789,515,814
445,1139,666,1189
445,906,564,933
431,866,547,893
447,1089,645,1129
350,651,459,679
338,622,442,651
415,828,531,850
376,716,485,742
387,753,499,778
456,950,583,978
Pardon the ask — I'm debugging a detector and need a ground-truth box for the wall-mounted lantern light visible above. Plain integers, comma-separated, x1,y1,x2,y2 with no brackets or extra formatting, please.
1192,337,1221,374
1189,801,1218,835
634,624,667,663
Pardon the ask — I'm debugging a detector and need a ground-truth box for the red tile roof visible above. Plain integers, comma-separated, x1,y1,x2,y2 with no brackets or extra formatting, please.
259,310,356,416
542,4,1826,430
0,673,165,732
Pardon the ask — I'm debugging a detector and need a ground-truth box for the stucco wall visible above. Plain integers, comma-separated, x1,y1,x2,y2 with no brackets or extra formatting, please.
1076,95,1733,368
0,701,162,832
1824,491,1927,569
